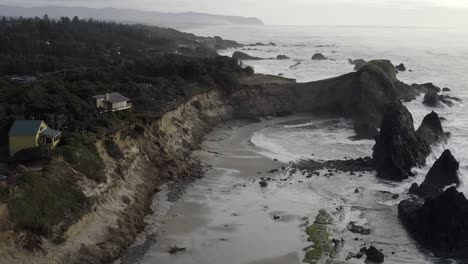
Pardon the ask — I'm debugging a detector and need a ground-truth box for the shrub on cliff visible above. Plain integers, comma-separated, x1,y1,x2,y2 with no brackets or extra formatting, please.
58,133,105,182
9,169,90,237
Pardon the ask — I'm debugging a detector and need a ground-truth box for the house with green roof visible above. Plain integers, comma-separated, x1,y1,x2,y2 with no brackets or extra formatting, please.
8,120,61,157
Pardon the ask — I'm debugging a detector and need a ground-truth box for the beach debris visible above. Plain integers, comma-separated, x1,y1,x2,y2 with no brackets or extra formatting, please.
169,246,186,254
259,180,268,187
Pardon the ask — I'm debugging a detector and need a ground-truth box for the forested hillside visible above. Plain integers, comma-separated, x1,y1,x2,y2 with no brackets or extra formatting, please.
0,16,251,238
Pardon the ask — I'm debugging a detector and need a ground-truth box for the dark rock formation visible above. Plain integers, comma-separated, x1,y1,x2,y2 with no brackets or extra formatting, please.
312,53,327,60
372,103,431,181
423,92,461,107
416,83,442,93
294,60,426,139
396,63,406,72
348,59,367,71
232,51,263,60
410,150,459,198
416,111,448,145
347,222,371,235
365,246,384,262
399,187,468,259
442,87,451,92
276,55,290,60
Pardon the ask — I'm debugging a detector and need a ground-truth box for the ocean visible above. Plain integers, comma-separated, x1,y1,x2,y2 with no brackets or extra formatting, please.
125,25,468,264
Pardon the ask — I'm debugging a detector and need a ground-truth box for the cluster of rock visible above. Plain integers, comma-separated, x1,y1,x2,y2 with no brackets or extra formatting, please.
423,92,461,107
366,94,468,260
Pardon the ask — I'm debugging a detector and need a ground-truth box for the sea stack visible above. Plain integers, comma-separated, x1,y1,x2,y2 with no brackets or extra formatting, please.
410,149,460,198
399,187,468,259
372,103,431,181
416,111,449,145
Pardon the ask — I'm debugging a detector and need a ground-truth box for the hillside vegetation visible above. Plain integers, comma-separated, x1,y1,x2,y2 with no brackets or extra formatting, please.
0,16,251,238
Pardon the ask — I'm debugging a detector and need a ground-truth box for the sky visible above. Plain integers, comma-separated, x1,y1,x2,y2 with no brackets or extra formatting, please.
1,0,468,27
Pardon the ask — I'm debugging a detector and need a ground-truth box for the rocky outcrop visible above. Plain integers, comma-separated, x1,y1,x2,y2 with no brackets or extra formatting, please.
416,111,448,145
423,92,461,107
232,51,263,60
372,103,431,181
399,187,468,259
276,55,290,60
442,87,451,92
348,59,367,71
312,53,327,60
410,150,459,198
395,63,406,72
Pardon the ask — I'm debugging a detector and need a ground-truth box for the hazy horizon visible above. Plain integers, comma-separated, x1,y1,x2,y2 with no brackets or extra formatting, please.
1,0,468,28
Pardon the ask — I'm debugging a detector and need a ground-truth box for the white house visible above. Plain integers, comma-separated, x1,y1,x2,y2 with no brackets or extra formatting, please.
92,93,132,112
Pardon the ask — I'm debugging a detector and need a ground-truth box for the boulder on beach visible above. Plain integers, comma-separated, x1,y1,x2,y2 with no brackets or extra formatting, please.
365,246,384,262
396,63,406,72
442,87,451,92
423,92,461,107
312,53,327,60
399,187,468,259
410,150,459,198
416,111,448,146
372,103,431,181
232,51,263,60
276,55,290,60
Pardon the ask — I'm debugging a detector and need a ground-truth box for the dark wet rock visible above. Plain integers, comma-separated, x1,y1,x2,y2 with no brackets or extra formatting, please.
416,111,448,145
399,187,468,259
348,59,367,71
312,53,327,60
395,63,407,72
410,150,459,199
232,51,263,60
347,222,371,235
372,103,431,181
273,215,280,220
276,55,290,60
292,157,374,177
365,246,384,262
355,188,360,193
423,92,461,107
259,180,268,187
442,87,451,92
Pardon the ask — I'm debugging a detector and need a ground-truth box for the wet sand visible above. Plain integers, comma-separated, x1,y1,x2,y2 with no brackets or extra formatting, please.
122,116,436,264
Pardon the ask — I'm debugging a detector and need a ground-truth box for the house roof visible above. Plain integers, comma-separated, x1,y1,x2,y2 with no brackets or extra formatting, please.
93,93,130,104
40,128,61,138
8,120,44,136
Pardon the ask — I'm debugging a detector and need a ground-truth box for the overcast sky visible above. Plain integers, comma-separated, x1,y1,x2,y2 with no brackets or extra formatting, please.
2,0,468,27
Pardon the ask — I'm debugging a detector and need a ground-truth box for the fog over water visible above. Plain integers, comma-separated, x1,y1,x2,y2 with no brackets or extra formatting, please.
2,0,468,28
